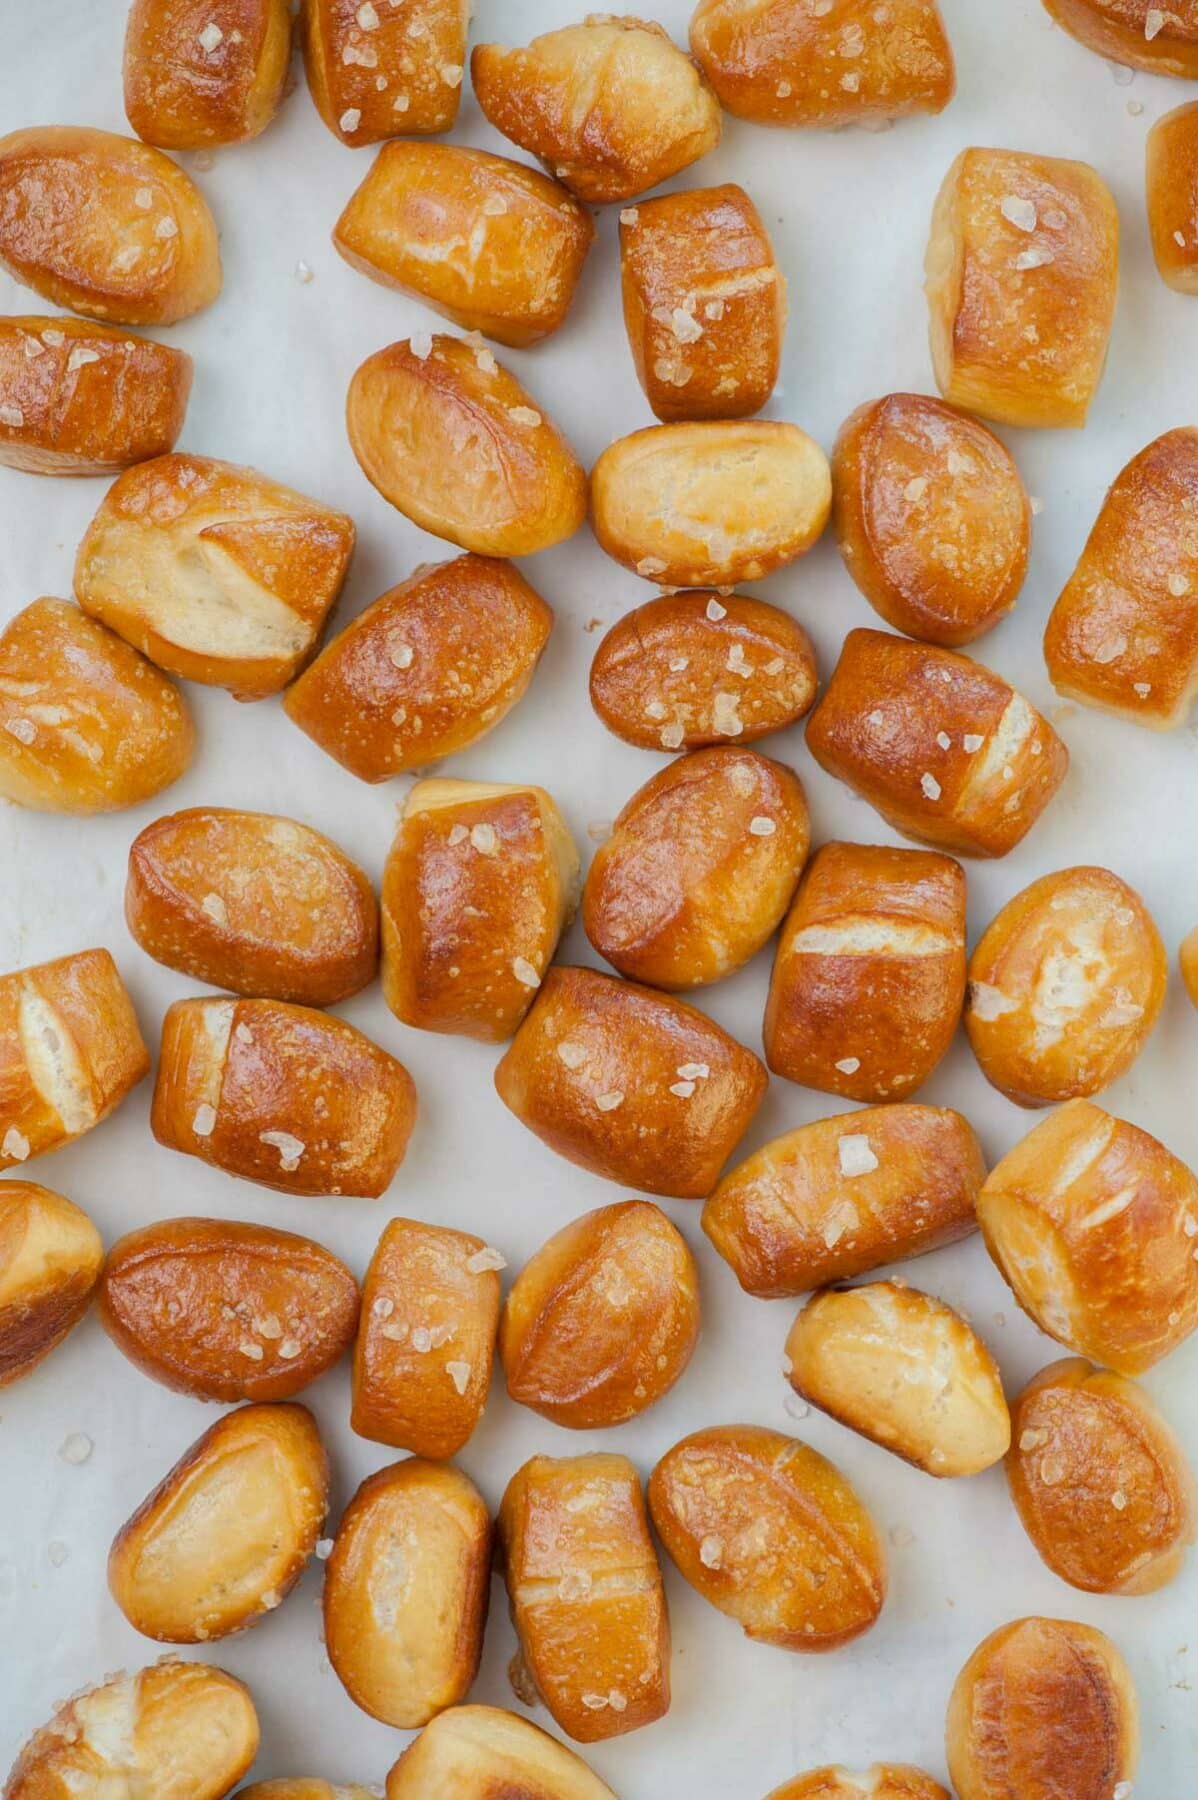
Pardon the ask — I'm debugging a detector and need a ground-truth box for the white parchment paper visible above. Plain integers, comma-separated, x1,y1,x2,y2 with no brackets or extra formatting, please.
1,1,1196,1792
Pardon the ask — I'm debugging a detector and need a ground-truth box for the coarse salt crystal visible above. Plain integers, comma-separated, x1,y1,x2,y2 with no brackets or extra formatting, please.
201,891,227,925
595,1091,623,1112
711,692,742,737
357,1,379,25
835,1057,860,1074
2,1127,30,1161
295,260,314,283
466,1246,507,1273
668,655,689,672
671,307,703,343
660,721,685,749
706,597,727,621
1112,1490,1127,1511
373,1295,395,1319
1175,230,1188,248
678,1062,709,1080
192,1103,217,1137
620,208,639,226
581,1694,609,1711
389,641,414,669
1014,246,1055,271
1000,195,1037,232
1093,633,1127,665
315,1538,334,1560
239,1340,264,1361
259,1129,305,1171
962,733,984,753
134,187,154,210
1019,1428,1047,1451
699,1535,723,1568
936,730,952,750
822,1198,860,1247
1168,571,1190,596
670,1081,696,1099
447,824,468,846
471,823,498,855
511,956,540,988
409,330,432,360
155,216,178,240
920,772,941,801
58,1433,92,1465
748,816,775,836
776,79,792,97
441,62,463,85
557,1040,588,1070
508,406,541,427
904,476,928,502
837,1134,878,1178
198,22,224,52
445,1360,471,1395
1145,8,1165,38
4,716,35,743
339,108,362,133
0,405,25,428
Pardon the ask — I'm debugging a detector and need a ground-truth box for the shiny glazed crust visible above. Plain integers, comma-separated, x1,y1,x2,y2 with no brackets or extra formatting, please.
74,453,355,700
471,17,722,204
126,808,379,1005
498,1453,670,1741
346,334,587,555
0,948,149,1169
382,779,579,1042
493,965,768,1199
124,0,292,148
0,1182,104,1389
832,393,1030,646
945,1616,1139,1800
500,1200,701,1429
302,0,469,144
965,865,1167,1105
591,420,832,588
805,628,1068,858
589,590,818,751
648,1424,886,1651
108,1403,329,1641
703,1104,984,1298
283,555,553,781
583,747,810,989
0,126,221,325
351,1216,501,1458
323,1459,491,1728
99,1216,360,1402
1043,429,1198,729
0,599,194,815
925,146,1119,429
3,1662,259,1800
0,317,191,475
689,0,955,128
385,1705,618,1799
976,1098,1198,1375
334,142,594,347
764,840,966,1102
619,183,784,420
150,996,417,1198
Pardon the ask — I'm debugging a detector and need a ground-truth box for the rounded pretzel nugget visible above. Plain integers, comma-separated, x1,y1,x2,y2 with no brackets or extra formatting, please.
648,1425,886,1652
785,1281,1011,1477
346,334,586,555
946,1616,1139,1800
1147,103,1198,293
151,996,417,1198
335,142,594,347
500,1200,700,1429
592,420,831,588
965,866,1166,1107
126,808,379,1005
382,778,579,1042
98,1217,360,1403
0,948,149,1170
324,1458,491,1729
925,146,1119,430
242,1787,375,1800
124,0,292,148
494,966,768,1199
1043,429,1198,729
108,1402,329,1642
833,393,1031,646
619,183,784,422
499,1452,670,1741
284,555,552,782
690,0,955,129
0,126,221,325
590,590,817,753
351,1216,502,1458
977,1099,1198,1376
583,748,810,990
0,1183,103,1389
767,1771,949,1800
1043,0,1198,76
805,628,1068,858
1007,1358,1196,1596
765,841,966,1102
703,1104,984,1299
4,1662,259,1800
74,453,356,700
471,17,721,205
386,1705,617,1799
0,317,191,476
303,0,468,146
0,599,193,815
